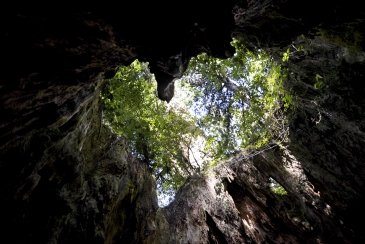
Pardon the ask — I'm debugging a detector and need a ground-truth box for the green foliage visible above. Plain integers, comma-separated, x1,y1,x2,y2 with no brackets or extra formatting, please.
314,73,324,90
282,48,290,62
269,177,288,196
271,185,288,196
101,60,199,198
101,40,292,205
179,39,291,161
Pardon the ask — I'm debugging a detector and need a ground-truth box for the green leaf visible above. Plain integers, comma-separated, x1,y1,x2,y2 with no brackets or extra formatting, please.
101,39,292,203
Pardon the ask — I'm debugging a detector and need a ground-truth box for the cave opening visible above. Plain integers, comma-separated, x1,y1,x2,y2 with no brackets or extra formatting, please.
100,39,292,207
1,1,365,243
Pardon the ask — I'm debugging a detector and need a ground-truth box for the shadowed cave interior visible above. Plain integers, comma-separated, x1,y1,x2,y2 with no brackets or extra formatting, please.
1,1,365,243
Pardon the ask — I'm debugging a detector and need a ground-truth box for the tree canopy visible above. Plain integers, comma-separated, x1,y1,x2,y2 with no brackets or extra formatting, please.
101,61,200,203
101,40,291,206
179,40,291,162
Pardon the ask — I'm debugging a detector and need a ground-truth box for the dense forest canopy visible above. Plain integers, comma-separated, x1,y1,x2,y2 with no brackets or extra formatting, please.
101,40,291,205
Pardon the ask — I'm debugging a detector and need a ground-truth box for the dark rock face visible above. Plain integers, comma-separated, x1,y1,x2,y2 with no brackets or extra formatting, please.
286,29,365,241
0,2,235,103
0,1,365,243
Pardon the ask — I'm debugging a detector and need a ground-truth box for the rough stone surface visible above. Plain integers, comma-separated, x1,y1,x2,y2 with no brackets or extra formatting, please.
0,1,365,243
285,27,365,242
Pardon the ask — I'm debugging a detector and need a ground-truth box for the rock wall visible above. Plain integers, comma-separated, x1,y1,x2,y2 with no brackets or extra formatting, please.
0,3,235,243
0,1,364,243
286,25,365,241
